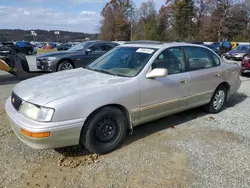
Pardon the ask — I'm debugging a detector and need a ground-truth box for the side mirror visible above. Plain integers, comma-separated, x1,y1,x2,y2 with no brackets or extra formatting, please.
85,48,92,54
146,68,168,79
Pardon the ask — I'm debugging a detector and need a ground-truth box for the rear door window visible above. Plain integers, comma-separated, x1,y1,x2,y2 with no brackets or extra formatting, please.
185,47,215,71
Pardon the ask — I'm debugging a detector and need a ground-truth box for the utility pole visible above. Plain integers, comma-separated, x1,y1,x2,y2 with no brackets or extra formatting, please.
130,22,133,41
54,31,60,43
130,7,135,41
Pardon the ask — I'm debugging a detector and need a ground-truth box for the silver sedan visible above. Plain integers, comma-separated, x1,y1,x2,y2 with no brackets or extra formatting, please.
5,41,241,154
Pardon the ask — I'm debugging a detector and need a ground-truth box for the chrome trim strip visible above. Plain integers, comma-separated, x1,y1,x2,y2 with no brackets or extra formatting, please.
131,90,214,113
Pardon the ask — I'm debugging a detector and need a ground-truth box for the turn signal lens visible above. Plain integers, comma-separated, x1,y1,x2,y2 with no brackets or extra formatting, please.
21,128,50,138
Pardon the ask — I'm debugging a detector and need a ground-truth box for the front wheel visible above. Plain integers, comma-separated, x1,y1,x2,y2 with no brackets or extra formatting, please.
204,86,227,113
57,61,74,71
81,107,128,154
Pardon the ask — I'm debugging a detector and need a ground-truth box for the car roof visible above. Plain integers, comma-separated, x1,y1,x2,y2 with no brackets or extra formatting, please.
238,44,250,47
121,42,210,50
86,40,113,43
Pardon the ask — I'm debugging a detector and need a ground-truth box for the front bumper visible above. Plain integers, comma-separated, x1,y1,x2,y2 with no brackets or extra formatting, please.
241,68,250,73
5,97,85,149
36,59,57,72
225,54,244,60
241,60,250,73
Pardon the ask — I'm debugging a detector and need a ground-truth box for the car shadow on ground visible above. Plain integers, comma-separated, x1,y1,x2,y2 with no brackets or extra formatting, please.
0,74,20,85
56,92,248,157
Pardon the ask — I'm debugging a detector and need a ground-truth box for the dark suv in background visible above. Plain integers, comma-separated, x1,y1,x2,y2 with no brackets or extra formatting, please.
16,41,33,55
36,40,119,72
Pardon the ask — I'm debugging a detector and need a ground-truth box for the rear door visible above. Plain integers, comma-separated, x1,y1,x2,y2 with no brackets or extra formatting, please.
184,46,223,107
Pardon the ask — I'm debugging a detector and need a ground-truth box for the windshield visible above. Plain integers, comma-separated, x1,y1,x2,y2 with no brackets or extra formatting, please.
234,45,250,51
87,47,156,77
68,42,89,51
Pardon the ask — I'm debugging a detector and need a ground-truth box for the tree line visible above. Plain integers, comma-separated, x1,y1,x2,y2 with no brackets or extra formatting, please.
0,29,97,42
99,0,250,42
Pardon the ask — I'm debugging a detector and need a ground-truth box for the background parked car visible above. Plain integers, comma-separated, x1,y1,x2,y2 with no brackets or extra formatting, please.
57,43,72,51
188,42,204,45
203,44,221,56
43,42,56,49
220,41,232,55
0,43,16,59
2,42,17,52
36,40,119,72
241,54,250,76
224,45,250,60
15,41,33,55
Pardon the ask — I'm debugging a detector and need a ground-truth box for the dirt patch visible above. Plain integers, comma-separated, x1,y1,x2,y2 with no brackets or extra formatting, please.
57,146,100,168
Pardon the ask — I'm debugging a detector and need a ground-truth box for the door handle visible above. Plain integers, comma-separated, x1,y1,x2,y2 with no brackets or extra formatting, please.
180,80,188,84
215,73,220,77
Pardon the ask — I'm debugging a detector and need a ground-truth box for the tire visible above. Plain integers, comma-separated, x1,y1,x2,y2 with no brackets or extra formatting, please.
81,107,128,154
241,72,246,77
204,85,227,113
57,61,74,71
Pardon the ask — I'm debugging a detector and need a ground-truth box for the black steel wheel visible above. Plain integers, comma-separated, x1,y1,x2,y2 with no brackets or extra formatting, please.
81,107,128,154
95,117,118,143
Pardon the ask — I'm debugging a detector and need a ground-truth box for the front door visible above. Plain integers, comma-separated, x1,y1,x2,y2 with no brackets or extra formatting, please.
139,47,191,124
184,46,223,107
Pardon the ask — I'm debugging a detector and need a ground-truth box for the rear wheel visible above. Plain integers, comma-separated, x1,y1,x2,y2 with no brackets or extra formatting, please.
204,86,227,113
57,61,74,71
81,107,128,154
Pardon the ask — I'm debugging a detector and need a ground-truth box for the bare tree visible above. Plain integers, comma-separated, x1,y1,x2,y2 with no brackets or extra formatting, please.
99,0,134,41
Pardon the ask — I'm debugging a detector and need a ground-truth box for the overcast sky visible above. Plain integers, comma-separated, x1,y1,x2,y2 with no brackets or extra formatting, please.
0,0,164,33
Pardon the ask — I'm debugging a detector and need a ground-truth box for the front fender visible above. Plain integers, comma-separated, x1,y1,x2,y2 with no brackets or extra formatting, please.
45,77,141,125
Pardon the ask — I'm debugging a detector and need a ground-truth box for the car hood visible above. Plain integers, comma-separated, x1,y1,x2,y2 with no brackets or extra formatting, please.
228,50,247,54
13,68,129,106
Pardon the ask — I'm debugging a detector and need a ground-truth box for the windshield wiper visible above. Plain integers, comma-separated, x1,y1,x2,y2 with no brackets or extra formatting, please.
85,67,118,76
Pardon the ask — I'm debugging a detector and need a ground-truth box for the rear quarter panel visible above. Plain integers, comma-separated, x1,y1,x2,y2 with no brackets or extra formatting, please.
220,60,241,96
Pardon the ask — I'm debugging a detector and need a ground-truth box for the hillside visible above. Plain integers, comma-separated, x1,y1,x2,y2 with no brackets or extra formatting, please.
0,29,98,42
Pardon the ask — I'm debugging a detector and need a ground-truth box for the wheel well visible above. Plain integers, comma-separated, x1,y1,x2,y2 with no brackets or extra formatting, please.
57,58,75,70
217,82,230,92
83,104,132,132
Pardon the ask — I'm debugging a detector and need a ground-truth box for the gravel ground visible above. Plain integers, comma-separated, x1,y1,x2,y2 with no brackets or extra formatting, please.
0,57,250,188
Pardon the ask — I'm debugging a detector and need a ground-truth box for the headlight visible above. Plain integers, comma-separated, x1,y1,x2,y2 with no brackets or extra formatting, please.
244,56,249,60
46,57,56,61
19,102,54,122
